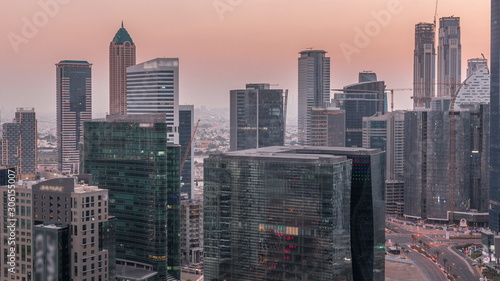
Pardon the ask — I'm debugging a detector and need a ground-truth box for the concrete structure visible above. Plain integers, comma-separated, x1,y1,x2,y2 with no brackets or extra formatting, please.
204,146,385,281
437,17,462,97
298,50,330,145
109,22,136,115
180,199,203,265
230,83,287,151
309,107,345,147
82,114,181,280
0,108,37,179
126,58,179,144
56,60,92,174
413,22,436,108
454,60,490,110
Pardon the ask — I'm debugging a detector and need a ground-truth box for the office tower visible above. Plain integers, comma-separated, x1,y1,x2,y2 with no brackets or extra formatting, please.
0,108,37,179
0,166,15,185
0,183,33,280
82,114,181,280
309,107,345,146
332,72,386,147
180,198,203,265
229,83,287,151
413,22,435,108
34,224,71,280
298,50,330,145
204,146,385,281
179,105,194,197
454,60,490,110
56,60,92,174
127,58,179,144
437,17,461,97
404,106,489,225
491,0,500,232
362,111,405,216
109,22,136,115
32,178,114,281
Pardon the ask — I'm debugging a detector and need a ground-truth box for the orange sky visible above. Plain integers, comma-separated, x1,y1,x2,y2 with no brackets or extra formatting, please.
0,0,490,117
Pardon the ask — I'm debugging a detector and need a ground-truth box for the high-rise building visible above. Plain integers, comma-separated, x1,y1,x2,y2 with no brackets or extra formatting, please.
413,22,435,108
56,60,92,174
229,83,287,151
0,108,37,179
82,114,181,280
332,72,386,147
467,57,488,77
180,198,203,266
309,107,345,147
127,58,179,144
110,22,136,115
179,105,195,197
204,146,385,281
437,17,461,97
490,0,500,232
404,107,489,224
298,50,330,145
454,60,490,110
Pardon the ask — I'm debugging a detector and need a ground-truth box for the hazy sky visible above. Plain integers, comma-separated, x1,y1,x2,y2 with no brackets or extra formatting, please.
0,0,490,118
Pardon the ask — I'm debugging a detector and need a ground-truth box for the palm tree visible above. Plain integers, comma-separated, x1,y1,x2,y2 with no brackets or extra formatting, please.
418,240,423,247
434,250,440,259
443,258,448,270
478,257,484,267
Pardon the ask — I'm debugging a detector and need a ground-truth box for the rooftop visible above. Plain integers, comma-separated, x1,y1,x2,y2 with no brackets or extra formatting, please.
112,22,134,44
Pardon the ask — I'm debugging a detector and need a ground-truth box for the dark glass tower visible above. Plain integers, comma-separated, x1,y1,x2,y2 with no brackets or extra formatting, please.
179,105,194,197
56,60,92,174
82,114,181,280
229,83,287,151
490,0,500,232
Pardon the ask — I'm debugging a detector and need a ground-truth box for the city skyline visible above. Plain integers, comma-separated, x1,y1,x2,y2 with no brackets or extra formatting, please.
1,0,490,117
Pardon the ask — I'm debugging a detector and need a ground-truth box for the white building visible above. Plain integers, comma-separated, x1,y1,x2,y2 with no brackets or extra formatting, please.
454,60,490,110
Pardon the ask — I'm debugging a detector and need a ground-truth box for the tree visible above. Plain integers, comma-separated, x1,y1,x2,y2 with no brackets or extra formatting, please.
419,240,423,247
478,257,484,267
443,258,448,270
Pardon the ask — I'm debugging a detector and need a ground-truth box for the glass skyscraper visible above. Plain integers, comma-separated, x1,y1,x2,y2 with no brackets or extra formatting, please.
204,146,385,281
413,22,435,108
437,17,461,97
179,105,194,197
229,83,287,151
82,114,181,280
56,60,92,174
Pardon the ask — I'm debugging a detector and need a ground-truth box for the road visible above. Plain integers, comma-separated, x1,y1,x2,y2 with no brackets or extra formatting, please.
386,219,482,281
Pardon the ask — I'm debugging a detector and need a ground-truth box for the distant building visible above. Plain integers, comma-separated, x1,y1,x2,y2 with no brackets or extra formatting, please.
298,50,330,145
333,72,386,147
0,108,37,179
454,60,490,110
110,22,136,115
229,83,287,151
413,22,435,108
438,17,461,97
179,105,195,197
127,58,179,144
82,114,181,280
56,60,92,174
204,146,385,281
180,199,203,265
309,107,345,147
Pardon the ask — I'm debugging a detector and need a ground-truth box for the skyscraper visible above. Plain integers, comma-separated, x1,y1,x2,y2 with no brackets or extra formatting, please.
332,72,386,147
82,114,181,280
298,50,330,145
437,17,461,97
179,105,194,197
454,60,490,110
413,22,435,108
109,22,136,115
0,108,37,179
204,146,385,281
229,83,287,151
309,107,345,147
127,58,179,144
490,0,500,232
56,60,92,174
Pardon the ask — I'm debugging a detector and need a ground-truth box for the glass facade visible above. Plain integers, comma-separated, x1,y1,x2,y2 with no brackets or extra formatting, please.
179,105,194,197
413,22,435,109
204,148,353,281
82,117,181,280
491,0,500,232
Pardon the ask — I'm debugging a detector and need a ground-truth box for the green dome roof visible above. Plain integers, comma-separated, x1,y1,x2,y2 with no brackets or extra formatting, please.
112,22,134,45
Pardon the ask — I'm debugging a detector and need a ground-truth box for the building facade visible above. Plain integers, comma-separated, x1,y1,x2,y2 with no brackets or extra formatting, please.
179,105,195,197
126,58,179,144
309,107,345,147
229,83,287,151
110,22,136,115
454,60,490,110
1,108,37,179
56,60,92,174
82,114,181,280
298,50,330,145
180,199,203,266
413,22,435,108
437,17,461,97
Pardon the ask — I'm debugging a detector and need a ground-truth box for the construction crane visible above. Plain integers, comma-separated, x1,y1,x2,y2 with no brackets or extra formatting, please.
411,82,466,108
180,119,201,174
387,88,412,112
434,0,439,26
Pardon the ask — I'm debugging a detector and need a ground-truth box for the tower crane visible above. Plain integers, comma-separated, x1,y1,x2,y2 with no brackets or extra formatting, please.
180,119,201,174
